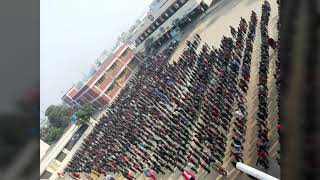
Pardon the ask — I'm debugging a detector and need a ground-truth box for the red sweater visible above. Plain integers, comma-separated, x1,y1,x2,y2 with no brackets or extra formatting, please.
182,170,196,180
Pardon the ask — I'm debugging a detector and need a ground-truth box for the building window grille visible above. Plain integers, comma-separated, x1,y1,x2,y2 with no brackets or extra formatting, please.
174,3,180,9
135,0,188,47
179,0,186,4
55,152,67,162
135,39,141,45
106,82,116,94
40,171,52,179
169,7,175,14
119,49,129,59
159,17,165,23
118,71,126,79
95,72,108,86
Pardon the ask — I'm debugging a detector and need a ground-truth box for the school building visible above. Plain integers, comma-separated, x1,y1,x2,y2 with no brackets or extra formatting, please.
62,43,142,109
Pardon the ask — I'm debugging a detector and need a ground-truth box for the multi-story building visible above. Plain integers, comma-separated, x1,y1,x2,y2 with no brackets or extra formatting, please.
128,0,213,53
40,121,97,179
62,43,142,109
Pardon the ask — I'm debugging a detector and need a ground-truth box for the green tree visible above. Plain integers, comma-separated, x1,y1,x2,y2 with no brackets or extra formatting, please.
45,105,73,128
75,103,95,125
40,126,64,145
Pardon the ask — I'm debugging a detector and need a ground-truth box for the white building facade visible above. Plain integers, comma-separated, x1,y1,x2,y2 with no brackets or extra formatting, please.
40,140,50,160
40,118,99,179
129,0,213,53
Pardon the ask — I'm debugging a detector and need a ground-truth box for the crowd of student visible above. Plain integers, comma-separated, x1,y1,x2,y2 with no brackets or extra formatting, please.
275,0,281,166
255,1,272,170
229,10,258,167
64,1,279,179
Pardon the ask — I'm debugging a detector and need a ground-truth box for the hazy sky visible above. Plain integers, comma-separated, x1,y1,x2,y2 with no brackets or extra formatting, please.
40,0,151,116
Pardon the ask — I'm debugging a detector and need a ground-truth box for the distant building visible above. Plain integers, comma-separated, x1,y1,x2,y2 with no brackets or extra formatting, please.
62,43,142,109
129,0,213,53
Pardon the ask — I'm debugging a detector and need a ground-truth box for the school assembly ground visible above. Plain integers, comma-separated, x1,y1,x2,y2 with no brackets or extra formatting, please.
65,0,280,179
139,0,279,179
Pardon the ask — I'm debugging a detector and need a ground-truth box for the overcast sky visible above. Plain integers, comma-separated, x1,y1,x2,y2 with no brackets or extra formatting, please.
40,0,151,116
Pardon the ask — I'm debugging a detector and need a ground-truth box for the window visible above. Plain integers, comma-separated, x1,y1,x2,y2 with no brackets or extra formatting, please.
40,170,52,179
164,13,169,17
105,82,116,94
174,3,180,9
64,124,88,151
144,32,149,37
159,16,165,23
56,152,67,162
78,99,85,105
162,14,167,21
80,96,90,103
95,72,108,86
155,21,160,26
118,71,126,79
119,49,129,59
179,0,186,4
147,28,152,33
110,62,117,70
169,7,175,14
135,39,141,45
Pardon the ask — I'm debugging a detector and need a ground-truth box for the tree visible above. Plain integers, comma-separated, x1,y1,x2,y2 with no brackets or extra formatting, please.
75,103,95,125
40,126,64,145
45,105,73,128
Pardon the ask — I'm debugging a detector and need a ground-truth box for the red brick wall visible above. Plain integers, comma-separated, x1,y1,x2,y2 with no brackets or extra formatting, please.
117,68,132,86
96,95,109,106
68,88,79,98
82,92,94,101
62,96,74,106
92,101,102,108
108,60,125,77
73,85,89,100
120,49,133,64
90,86,102,96
79,96,90,104
97,75,113,90
107,83,121,99
128,57,140,70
